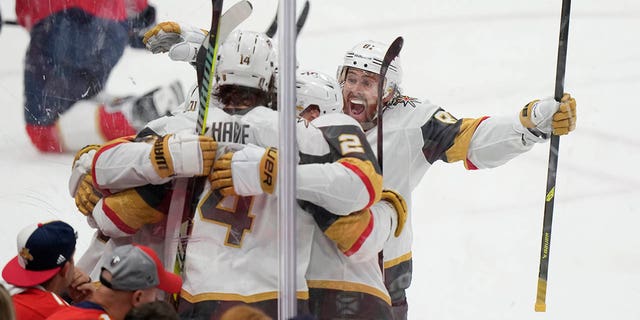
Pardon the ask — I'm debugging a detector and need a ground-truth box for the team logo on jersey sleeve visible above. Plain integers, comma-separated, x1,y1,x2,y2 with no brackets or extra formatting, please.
434,110,458,124
391,95,419,108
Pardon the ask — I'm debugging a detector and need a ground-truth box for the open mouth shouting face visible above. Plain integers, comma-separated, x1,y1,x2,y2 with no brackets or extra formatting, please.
342,68,382,125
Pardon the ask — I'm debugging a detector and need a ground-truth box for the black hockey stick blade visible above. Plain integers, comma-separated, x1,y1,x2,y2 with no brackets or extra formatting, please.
295,0,310,38
376,36,403,172
265,2,278,37
380,37,403,80
265,0,310,38
534,0,571,313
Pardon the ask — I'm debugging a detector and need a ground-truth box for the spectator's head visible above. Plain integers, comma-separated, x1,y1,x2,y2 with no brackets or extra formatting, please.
95,244,181,315
124,300,178,320
0,283,16,320
2,221,77,293
220,304,272,320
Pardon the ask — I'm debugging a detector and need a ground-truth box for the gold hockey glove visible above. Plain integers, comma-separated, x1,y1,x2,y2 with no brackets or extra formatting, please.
552,93,577,135
380,189,408,237
520,93,577,137
75,174,102,216
143,21,207,63
209,145,278,197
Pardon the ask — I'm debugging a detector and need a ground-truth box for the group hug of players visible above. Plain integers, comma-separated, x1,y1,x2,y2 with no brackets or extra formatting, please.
67,19,577,320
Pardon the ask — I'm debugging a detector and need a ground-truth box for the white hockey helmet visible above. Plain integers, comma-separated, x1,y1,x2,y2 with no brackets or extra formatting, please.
337,40,402,100
296,70,343,117
215,30,275,92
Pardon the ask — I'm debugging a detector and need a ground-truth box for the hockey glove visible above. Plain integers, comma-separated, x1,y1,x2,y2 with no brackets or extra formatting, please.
209,144,278,196
126,4,157,48
69,144,100,197
150,133,217,179
519,93,577,137
75,175,102,216
380,189,408,237
143,21,207,63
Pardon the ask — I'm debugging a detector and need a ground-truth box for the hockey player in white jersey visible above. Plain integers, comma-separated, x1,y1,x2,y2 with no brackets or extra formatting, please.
141,21,417,318
295,70,342,121
291,70,408,319
336,39,577,319
69,30,383,319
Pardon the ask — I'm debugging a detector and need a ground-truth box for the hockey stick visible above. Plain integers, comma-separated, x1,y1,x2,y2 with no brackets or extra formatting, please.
164,0,224,307
265,3,278,37
376,36,403,172
218,0,253,43
164,1,253,272
164,0,251,271
534,0,571,312
373,37,403,274
295,0,310,37
265,0,310,38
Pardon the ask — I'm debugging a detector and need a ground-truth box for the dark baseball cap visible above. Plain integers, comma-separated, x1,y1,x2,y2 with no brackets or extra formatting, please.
2,221,77,287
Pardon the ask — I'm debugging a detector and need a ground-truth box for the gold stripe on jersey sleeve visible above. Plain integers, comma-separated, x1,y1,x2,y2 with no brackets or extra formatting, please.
323,210,372,254
180,289,309,303
103,189,165,232
337,157,383,206
307,280,391,305
383,252,412,269
444,117,487,166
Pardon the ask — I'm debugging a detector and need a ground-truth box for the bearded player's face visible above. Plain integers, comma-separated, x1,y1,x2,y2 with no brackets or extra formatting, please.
341,68,382,125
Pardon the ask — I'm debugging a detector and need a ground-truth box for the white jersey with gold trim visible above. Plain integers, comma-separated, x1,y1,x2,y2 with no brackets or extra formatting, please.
372,94,543,265
90,94,382,303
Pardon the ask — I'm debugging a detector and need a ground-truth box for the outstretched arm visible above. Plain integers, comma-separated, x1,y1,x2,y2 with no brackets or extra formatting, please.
467,94,576,169
418,94,576,169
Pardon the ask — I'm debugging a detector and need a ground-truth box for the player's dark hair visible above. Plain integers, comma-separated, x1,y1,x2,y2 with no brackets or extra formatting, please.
214,85,271,110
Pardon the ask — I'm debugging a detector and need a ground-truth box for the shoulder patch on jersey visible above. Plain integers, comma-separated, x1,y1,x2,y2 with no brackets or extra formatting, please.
420,107,462,164
433,110,458,124
390,94,419,109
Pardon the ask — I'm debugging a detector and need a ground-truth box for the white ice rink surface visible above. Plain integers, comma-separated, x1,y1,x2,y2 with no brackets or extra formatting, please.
1,0,639,319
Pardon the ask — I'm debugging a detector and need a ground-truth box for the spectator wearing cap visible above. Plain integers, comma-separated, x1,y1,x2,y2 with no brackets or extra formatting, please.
46,244,182,320
1,220,92,320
